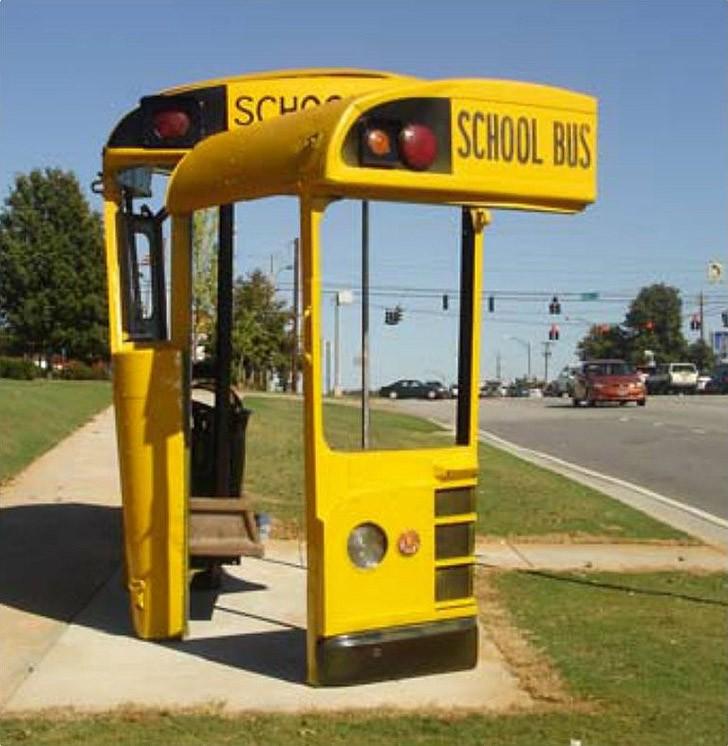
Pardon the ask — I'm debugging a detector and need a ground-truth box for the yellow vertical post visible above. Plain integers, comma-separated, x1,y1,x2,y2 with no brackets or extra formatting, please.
300,193,329,684
102,195,123,353
468,208,489,449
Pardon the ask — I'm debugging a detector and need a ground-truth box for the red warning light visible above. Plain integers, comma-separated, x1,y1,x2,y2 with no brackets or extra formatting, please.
152,110,191,140
398,124,438,170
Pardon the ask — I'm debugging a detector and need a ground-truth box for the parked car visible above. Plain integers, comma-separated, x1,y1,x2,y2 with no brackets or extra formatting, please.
543,380,561,397
425,380,451,398
506,381,531,397
703,363,728,394
555,365,579,396
696,372,713,392
646,363,698,394
379,379,444,400
572,359,646,407
479,379,506,397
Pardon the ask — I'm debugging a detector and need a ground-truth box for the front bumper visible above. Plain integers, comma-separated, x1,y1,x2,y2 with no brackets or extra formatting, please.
592,386,645,402
314,616,478,686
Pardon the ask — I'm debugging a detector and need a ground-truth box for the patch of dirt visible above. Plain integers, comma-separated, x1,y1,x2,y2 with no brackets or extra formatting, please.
475,567,595,712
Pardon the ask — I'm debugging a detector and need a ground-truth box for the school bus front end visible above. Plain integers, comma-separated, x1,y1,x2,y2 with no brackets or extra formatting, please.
103,70,597,686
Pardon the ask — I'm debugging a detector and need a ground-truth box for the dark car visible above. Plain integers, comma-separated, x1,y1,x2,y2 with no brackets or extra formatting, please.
572,359,646,407
425,380,451,398
380,379,442,400
703,364,728,394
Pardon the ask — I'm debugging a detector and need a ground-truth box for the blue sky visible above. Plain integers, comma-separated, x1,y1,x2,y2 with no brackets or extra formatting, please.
1,0,726,386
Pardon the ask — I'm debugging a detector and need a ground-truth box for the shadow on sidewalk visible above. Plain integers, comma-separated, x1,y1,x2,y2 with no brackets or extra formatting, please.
0,502,307,685
0,502,122,631
164,628,306,684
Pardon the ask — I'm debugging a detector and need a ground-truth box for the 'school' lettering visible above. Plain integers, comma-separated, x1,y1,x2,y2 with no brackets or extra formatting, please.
456,110,591,169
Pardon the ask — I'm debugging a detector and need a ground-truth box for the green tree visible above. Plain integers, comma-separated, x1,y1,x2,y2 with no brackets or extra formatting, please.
0,169,108,361
577,324,628,361
231,270,292,389
686,338,716,372
624,283,686,364
192,208,218,358
576,284,688,365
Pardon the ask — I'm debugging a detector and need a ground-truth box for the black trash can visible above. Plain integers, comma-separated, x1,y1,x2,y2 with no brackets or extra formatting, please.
190,387,251,497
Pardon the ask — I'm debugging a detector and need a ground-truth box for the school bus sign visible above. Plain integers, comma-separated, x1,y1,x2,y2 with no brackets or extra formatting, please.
452,90,596,211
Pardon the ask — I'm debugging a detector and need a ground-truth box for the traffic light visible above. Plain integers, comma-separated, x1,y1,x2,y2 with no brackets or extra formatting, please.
488,295,495,313
548,295,561,315
722,311,728,328
690,314,701,331
385,305,404,325
548,324,560,341
442,294,449,311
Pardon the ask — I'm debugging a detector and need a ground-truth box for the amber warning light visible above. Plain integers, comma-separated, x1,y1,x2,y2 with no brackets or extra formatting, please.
360,120,438,171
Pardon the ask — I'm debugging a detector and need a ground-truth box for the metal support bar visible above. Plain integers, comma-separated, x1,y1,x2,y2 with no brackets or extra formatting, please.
456,208,475,446
214,203,234,496
291,238,300,393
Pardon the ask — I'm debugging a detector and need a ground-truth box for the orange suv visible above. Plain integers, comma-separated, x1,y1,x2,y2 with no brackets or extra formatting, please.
572,359,647,407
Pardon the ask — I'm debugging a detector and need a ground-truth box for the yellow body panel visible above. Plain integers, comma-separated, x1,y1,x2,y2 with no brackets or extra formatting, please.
102,189,190,640
112,346,187,639
301,196,485,682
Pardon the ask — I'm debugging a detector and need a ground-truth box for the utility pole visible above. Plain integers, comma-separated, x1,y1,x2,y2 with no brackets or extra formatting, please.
361,201,370,449
324,340,331,395
496,350,502,380
290,238,299,393
334,297,341,397
542,341,553,383
699,290,705,345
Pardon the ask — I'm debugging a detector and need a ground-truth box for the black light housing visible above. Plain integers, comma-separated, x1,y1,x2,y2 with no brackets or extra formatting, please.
140,95,205,148
346,98,452,173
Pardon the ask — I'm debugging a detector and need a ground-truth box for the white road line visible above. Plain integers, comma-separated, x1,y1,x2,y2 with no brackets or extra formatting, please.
477,428,728,530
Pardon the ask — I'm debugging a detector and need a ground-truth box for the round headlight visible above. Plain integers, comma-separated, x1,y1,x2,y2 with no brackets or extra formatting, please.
347,523,387,569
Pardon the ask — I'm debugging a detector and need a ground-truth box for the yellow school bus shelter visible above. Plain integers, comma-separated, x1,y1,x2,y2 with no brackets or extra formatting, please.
101,68,597,685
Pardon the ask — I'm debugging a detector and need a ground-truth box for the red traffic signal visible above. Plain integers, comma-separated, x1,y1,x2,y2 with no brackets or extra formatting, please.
548,324,560,341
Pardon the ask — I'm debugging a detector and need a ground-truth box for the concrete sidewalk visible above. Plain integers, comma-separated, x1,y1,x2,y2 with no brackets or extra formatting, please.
477,539,726,573
0,405,724,713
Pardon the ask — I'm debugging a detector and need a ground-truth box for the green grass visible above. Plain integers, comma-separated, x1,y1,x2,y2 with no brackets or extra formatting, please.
243,395,687,541
0,379,112,482
1,572,725,745
476,442,688,540
491,569,728,744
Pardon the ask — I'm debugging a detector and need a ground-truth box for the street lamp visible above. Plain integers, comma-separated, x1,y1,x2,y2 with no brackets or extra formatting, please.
505,335,532,380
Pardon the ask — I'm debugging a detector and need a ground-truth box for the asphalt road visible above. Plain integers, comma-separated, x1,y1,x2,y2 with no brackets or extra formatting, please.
395,394,728,521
